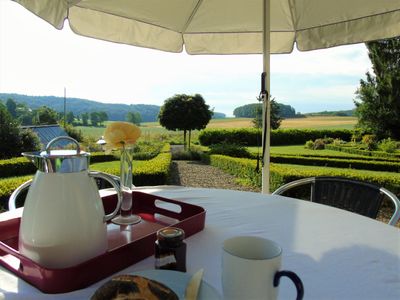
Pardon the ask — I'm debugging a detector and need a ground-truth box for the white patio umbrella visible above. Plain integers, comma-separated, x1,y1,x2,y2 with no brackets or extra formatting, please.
13,0,400,193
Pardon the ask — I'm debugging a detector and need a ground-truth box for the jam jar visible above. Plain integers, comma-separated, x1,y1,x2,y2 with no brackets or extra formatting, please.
155,227,186,272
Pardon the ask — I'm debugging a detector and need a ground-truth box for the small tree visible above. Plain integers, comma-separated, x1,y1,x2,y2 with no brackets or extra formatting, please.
81,113,89,126
98,111,108,126
66,111,75,124
354,37,400,140
6,98,17,118
90,111,100,126
0,103,39,158
252,97,282,130
126,111,142,125
32,106,58,125
159,94,212,149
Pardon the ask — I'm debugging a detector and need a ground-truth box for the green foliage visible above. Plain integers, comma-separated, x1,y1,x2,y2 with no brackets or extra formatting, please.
378,138,398,153
0,104,40,159
304,140,314,149
0,157,36,178
251,98,282,130
207,155,400,195
233,101,297,119
0,175,33,209
0,93,161,122
6,98,17,117
126,111,142,125
199,128,261,146
32,106,58,125
313,138,325,150
209,143,252,158
199,128,353,147
271,129,353,146
63,123,84,142
325,144,400,159
171,145,203,161
159,94,212,149
354,37,400,139
269,154,400,173
362,134,378,150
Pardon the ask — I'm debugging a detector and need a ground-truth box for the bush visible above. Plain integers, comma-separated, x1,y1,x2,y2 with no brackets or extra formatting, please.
313,139,325,150
379,138,397,153
362,134,378,151
304,140,314,149
209,143,252,158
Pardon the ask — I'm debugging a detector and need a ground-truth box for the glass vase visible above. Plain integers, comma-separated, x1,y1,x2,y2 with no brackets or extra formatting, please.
111,145,141,225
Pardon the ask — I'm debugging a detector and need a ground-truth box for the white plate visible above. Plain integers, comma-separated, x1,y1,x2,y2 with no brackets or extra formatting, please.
132,269,221,300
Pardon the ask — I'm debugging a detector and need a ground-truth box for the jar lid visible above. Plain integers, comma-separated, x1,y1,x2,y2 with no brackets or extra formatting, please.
157,227,185,246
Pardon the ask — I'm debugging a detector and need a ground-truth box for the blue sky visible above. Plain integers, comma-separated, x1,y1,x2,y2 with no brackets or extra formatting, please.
0,0,372,116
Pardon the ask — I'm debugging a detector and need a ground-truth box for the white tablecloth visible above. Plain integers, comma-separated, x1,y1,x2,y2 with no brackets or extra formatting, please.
0,186,399,299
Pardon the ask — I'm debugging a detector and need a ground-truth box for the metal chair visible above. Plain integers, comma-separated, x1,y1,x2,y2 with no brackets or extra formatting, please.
272,176,400,226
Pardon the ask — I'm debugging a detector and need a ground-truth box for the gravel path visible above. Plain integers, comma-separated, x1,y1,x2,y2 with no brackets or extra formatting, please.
167,160,260,193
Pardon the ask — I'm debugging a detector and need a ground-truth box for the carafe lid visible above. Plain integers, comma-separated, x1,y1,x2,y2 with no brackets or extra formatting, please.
22,136,90,173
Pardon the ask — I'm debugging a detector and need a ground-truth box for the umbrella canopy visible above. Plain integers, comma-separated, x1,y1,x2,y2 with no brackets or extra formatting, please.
13,0,400,54
13,0,400,192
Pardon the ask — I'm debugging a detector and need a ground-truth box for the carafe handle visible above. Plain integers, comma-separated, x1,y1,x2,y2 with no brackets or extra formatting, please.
8,179,32,210
89,171,123,222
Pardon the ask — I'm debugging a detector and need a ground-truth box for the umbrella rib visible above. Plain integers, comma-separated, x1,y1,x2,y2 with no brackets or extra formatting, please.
181,0,205,34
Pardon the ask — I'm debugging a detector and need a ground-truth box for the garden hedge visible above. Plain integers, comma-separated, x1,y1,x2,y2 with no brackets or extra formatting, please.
325,144,400,159
199,128,353,146
0,145,172,211
269,154,400,172
0,152,118,179
207,154,400,196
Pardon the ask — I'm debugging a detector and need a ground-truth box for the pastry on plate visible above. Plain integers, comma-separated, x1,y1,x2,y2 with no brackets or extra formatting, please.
91,274,179,300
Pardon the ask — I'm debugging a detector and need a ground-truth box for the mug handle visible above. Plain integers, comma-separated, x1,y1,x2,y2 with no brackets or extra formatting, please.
273,270,304,300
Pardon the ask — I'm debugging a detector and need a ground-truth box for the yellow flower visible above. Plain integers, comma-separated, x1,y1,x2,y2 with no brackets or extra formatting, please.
103,122,141,151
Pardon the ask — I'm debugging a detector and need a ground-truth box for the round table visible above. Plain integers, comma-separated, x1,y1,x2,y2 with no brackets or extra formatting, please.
1,186,399,299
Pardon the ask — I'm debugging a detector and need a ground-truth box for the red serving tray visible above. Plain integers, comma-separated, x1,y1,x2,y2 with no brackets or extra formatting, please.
0,191,206,294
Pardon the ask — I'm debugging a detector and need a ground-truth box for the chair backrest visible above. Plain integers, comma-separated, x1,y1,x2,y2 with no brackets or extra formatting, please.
272,176,400,226
312,177,383,219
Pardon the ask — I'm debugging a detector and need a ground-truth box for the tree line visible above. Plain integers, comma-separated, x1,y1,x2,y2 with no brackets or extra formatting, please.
0,98,145,127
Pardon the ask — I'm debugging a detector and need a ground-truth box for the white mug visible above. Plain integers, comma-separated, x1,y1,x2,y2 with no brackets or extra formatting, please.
222,236,304,300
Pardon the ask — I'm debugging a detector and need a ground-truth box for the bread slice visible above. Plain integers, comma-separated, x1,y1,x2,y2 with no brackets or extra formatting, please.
91,274,179,300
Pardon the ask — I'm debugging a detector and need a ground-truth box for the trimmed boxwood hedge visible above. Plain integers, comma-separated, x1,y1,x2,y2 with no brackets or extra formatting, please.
325,144,400,159
207,154,400,196
0,152,118,179
269,154,400,172
0,145,172,211
199,128,353,146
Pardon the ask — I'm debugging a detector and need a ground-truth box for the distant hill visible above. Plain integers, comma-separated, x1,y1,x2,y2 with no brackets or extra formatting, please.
0,93,160,122
0,93,226,122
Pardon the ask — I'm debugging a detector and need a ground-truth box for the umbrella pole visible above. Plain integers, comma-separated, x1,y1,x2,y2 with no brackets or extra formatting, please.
261,0,271,194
